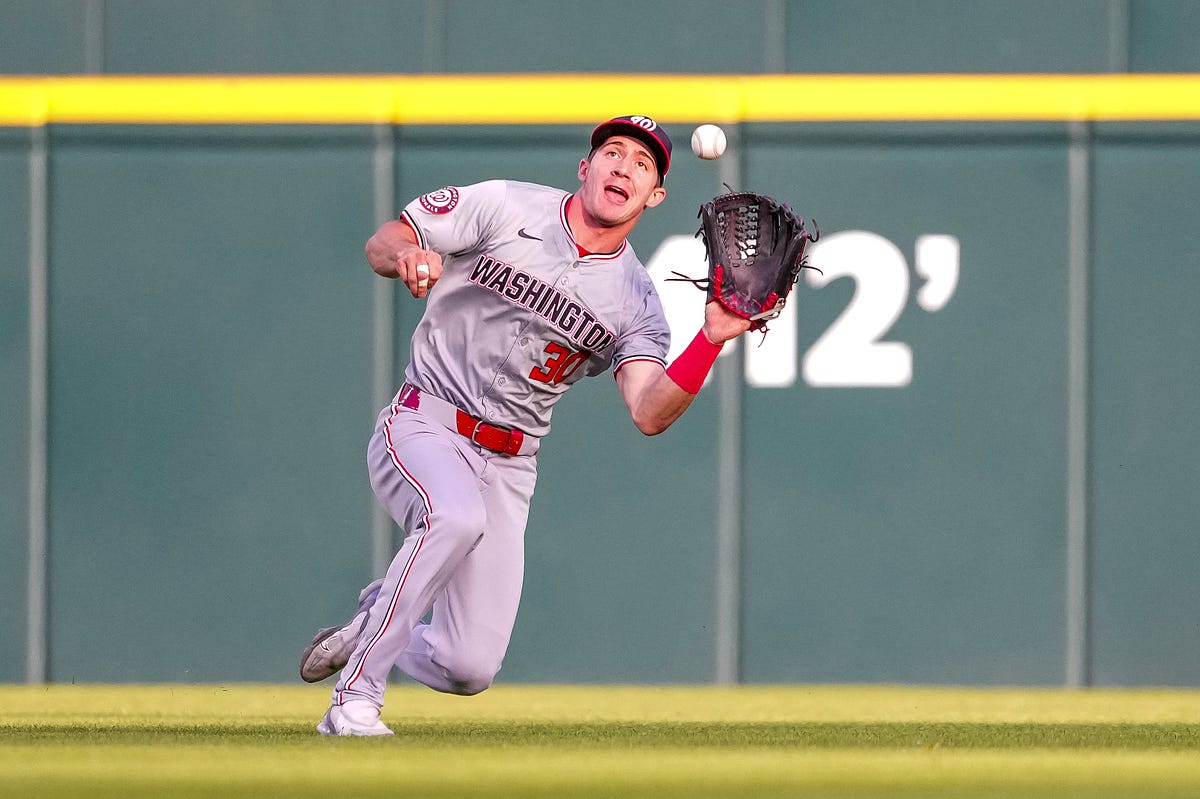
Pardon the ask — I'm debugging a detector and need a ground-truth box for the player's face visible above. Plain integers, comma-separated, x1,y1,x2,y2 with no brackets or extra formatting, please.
577,136,667,228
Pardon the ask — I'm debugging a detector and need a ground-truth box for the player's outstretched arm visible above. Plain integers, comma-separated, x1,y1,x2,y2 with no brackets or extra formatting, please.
365,219,444,298
616,302,750,436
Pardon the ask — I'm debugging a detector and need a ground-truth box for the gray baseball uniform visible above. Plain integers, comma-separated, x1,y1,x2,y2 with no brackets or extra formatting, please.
333,179,670,706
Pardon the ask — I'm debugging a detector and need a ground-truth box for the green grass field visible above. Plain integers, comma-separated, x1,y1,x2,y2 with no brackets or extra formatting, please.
3,683,1200,798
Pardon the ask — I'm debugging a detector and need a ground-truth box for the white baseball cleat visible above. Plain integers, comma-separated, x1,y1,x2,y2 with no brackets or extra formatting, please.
317,700,394,737
299,625,356,683
299,578,384,683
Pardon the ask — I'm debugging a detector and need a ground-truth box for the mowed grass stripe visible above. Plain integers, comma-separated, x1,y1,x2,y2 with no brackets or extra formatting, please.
4,745,1200,799
4,720,1200,749
4,685,1200,799
6,684,1200,724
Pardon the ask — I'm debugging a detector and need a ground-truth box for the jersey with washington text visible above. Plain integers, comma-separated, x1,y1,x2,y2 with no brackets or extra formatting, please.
399,180,670,437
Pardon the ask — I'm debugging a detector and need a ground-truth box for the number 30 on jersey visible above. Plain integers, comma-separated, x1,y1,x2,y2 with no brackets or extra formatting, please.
529,341,588,385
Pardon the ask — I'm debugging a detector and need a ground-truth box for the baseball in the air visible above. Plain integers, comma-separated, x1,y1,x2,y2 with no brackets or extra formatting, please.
691,124,727,160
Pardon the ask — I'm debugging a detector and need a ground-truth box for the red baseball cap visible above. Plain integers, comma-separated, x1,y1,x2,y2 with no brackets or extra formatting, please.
590,115,673,179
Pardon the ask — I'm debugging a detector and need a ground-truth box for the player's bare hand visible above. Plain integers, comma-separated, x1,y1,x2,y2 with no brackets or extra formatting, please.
397,250,443,299
364,220,443,298
702,300,752,344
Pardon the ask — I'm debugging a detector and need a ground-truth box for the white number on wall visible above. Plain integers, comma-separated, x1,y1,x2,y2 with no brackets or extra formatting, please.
802,231,912,387
646,230,958,388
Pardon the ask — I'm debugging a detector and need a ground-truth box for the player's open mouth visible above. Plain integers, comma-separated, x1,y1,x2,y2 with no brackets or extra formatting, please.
605,186,630,202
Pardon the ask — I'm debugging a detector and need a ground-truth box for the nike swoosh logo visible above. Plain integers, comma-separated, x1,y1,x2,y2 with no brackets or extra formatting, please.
517,228,542,241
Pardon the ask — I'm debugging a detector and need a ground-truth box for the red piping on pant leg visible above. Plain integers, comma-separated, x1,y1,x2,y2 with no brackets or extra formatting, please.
340,530,427,695
340,405,434,699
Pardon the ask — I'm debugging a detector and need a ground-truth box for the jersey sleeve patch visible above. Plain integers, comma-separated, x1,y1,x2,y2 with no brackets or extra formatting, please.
418,186,460,215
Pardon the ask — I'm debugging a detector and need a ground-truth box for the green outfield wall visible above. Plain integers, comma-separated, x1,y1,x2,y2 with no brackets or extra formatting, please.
3,1,1200,687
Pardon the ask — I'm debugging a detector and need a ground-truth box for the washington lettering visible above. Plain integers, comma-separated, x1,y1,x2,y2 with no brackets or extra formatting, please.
468,255,617,352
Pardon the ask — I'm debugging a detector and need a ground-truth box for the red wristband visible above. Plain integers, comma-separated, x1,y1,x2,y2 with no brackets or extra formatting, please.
665,330,723,394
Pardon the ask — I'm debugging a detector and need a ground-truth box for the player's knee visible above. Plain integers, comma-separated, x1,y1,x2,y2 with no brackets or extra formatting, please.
445,670,496,696
437,652,502,696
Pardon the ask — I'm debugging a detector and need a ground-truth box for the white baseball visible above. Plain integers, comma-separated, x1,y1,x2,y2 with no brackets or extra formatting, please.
416,263,429,289
691,124,727,160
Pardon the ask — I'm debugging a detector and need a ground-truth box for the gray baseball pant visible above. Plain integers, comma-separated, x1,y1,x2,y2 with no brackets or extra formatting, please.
333,401,537,708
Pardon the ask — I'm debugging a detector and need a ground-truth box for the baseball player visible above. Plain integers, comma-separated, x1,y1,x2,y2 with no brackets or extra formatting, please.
302,115,751,736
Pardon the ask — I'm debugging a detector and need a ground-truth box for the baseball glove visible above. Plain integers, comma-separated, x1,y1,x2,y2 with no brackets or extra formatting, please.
674,190,820,331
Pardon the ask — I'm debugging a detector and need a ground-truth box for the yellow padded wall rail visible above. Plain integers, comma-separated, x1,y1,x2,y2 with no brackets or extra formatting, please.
2,74,1200,126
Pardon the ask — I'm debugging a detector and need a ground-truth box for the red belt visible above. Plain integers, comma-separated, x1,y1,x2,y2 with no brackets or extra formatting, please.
397,383,537,456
